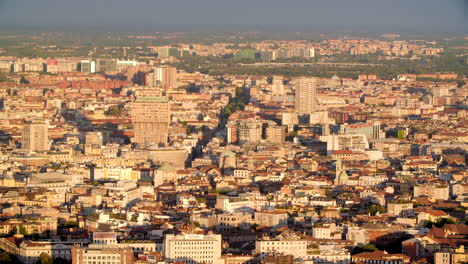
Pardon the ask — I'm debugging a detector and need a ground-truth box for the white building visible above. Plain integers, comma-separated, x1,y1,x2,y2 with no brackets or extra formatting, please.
163,234,223,264
311,223,342,239
320,134,369,155
91,166,139,182
216,193,270,213
27,172,84,194
295,77,317,115
256,230,308,260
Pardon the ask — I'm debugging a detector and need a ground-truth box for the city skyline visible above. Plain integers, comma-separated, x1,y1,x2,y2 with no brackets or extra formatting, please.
0,1,466,264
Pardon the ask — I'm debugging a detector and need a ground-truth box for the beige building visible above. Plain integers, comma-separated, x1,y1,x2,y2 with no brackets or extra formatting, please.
216,194,269,213
320,134,369,154
147,65,177,89
27,171,84,195
254,210,288,228
281,111,298,132
256,230,308,260
92,232,117,245
0,217,57,237
435,246,468,264
217,212,252,232
233,169,251,179
91,166,139,182
265,124,286,143
131,96,170,147
0,238,78,264
311,223,342,239
387,200,413,216
413,184,449,201
271,76,284,96
122,148,189,168
227,120,263,145
22,122,49,152
72,244,134,264
163,234,222,264
294,77,317,115
85,132,104,145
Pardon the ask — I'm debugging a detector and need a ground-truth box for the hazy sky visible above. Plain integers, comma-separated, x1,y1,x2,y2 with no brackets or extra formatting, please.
0,0,466,33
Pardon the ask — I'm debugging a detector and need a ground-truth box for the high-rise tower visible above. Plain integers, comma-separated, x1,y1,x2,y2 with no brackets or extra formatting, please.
131,96,170,147
147,65,177,89
294,77,317,115
22,121,49,152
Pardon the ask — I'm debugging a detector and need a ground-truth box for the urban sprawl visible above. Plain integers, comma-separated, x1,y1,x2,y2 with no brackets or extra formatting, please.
0,33,466,264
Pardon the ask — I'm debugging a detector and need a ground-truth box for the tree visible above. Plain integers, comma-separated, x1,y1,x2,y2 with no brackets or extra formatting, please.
366,204,387,216
38,252,53,264
186,126,197,135
421,220,433,228
0,72,8,82
105,107,124,116
434,218,456,227
0,251,15,264
19,225,28,236
64,220,78,228
351,244,378,255
397,129,406,139
423,218,457,228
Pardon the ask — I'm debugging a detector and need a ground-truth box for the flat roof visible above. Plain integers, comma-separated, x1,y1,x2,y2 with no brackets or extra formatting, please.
135,96,168,103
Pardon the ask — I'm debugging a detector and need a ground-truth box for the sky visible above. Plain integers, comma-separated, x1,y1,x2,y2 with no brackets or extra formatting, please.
0,0,466,33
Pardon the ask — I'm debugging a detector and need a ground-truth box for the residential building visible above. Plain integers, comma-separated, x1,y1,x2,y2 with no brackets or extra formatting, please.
147,65,177,89
255,230,308,260
295,77,317,115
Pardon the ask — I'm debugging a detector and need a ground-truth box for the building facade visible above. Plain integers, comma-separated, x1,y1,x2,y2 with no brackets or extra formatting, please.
22,122,49,152
147,66,177,89
131,97,170,147
294,77,317,115
163,234,223,264
72,245,134,264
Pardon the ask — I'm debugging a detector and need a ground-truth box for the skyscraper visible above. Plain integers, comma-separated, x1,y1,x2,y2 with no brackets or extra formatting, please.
95,58,117,72
22,121,49,152
146,65,177,89
294,77,317,115
131,96,170,147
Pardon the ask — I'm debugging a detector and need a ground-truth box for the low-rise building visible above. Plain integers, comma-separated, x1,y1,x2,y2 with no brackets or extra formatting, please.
163,233,223,264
